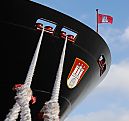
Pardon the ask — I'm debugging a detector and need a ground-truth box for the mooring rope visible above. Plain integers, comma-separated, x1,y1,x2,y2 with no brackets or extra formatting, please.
4,27,45,121
40,36,68,121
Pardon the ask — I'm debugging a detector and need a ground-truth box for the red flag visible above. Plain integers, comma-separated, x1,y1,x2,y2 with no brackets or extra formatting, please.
98,14,113,24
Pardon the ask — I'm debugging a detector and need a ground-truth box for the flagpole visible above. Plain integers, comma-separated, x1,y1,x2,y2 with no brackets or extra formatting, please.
96,9,99,33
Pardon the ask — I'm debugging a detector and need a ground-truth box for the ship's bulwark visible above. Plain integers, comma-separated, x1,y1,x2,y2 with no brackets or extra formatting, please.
0,0,111,120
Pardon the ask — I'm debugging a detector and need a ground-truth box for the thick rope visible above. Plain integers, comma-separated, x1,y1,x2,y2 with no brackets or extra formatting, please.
51,36,68,102
24,27,44,88
40,36,68,121
4,28,45,121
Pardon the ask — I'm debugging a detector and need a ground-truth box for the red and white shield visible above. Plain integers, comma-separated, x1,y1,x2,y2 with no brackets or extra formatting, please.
67,58,89,89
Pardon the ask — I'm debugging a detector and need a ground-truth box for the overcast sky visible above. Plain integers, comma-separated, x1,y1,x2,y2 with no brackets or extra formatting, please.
33,0,129,120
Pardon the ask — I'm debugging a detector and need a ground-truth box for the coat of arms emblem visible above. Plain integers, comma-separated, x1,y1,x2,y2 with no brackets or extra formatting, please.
67,58,89,89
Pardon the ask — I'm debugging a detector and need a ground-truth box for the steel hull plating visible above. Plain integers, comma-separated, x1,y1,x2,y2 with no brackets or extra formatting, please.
0,0,111,120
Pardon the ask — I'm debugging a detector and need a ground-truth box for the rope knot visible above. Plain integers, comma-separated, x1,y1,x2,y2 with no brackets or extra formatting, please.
12,84,36,104
39,100,60,120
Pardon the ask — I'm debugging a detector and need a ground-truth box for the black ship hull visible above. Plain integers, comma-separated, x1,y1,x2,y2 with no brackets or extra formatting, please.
0,0,111,120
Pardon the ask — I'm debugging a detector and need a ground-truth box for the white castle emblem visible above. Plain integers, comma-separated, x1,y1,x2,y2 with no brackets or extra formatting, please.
102,16,108,23
67,58,89,89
